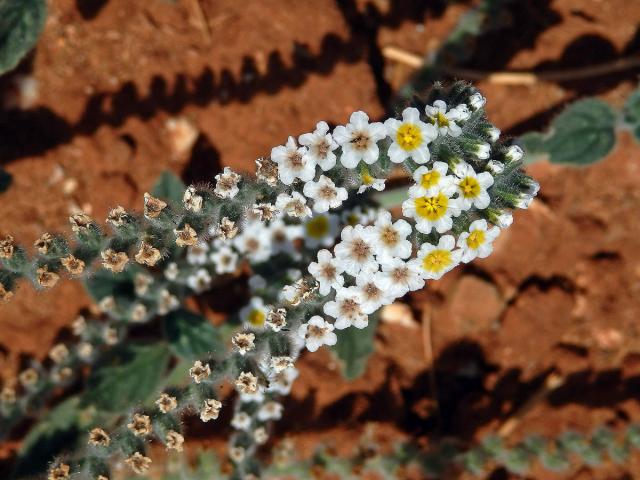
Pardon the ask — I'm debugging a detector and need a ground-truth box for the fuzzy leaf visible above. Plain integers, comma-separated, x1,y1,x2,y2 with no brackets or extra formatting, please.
83,343,170,412
623,89,640,141
0,0,47,75
0,168,11,192
13,397,85,477
518,132,547,165
543,99,616,165
164,308,224,360
331,314,379,380
83,267,137,302
152,170,186,204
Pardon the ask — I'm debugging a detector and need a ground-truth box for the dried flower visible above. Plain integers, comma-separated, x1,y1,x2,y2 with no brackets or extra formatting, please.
157,289,179,315
251,203,277,222
88,427,111,447
130,303,147,323
134,273,153,296
1,386,16,403
69,213,93,233
103,327,119,345
174,223,198,247
235,371,258,395
49,344,69,364
77,342,93,360
256,157,278,186
125,452,151,474
98,296,116,312
266,307,287,332
189,360,211,384
183,186,203,213
34,233,53,255
143,192,167,219
101,249,129,273
216,217,238,240
156,393,178,413
282,278,317,306
106,206,129,227
229,446,246,463
135,242,162,266
36,265,59,288
254,426,268,445
127,413,152,436
232,332,255,355
200,398,222,422
165,430,184,451
0,282,13,302
48,463,70,480
61,255,85,275
271,356,293,372
214,167,241,198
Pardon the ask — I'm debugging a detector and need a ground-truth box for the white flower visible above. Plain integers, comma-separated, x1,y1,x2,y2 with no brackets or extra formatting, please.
271,136,315,185
469,93,486,110
297,316,337,352
323,287,368,329
341,205,379,227
414,235,462,280
183,186,203,212
254,427,268,445
275,191,312,218
454,162,494,210
187,241,209,265
187,269,212,292
233,223,272,263
494,211,513,228
303,213,339,249
365,210,412,261
357,168,386,194
257,401,283,421
473,142,491,159
384,107,437,164
268,366,299,395
298,121,339,171
303,175,348,213
457,219,500,263
268,218,303,256
425,100,464,137
488,126,500,142
334,224,378,276
157,289,179,315
354,270,392,314
333,111,386,168
453,103,471,121
214,167,241,198
408,161,456,198
402,189,463,234
505,145,524,162
239,388,265,404
239,297,268,329
308,249,344,296
209,246,238,274
231,412,252,431
377,257,424,299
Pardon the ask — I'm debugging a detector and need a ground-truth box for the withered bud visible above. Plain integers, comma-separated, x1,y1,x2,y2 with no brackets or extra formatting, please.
36,265,60,289
101,249,129,273
124,452,151,475
155,393,178,413
256,157,278,186
174,223,198,247
47,463,70,480
88,427,111,447
0,282,13,303
217,217,238,240
135,242,162,266
183,186,203,213
61,255,85,276
0,235,15,260
189,360,211,384
235,371,258,395
69,213,94,233
200,398,222,422
251,203,277,222
165,430,185,451
106,206,129,227
34,233,53,255
143,192,167,219
266,307,287,332
127,413,152,436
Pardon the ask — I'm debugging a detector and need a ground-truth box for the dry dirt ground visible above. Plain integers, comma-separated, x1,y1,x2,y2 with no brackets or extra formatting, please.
1,0,640,478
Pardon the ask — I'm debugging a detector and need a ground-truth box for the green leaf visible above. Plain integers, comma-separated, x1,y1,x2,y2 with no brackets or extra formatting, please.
0,168,12,193
518,132,547,165
152,170,186,204
330,314,379,380
13,397,85,477
83,266,136,302
0,0,47,75
542,99,616,166
164,308,224,360
623,89,640,141
83,343,170,412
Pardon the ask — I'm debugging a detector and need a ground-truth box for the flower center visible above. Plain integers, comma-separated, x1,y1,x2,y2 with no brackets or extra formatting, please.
350,238,371,261
392,266,409,283
415,193,448,221
316,140,329,157
420,170,441,189
248,309,266,327
362,171,375,185
459,177,481,198
320,263,337,280
306,216,330,239
466,230,486,249
362,283,381,301
351,131,370,150
340,298,361,317
422,249,452,273
396,123,422,150
288,151,304,168
246,238,259,252
434,111,449,127
319,184,337,200
308,324,326,338
380,226,399,246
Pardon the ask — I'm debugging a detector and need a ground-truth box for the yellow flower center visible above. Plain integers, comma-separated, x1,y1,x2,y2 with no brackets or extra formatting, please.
306,216,330,239
414,193,448,221
346,214,359,226
422,249,452,273
396,123,422,151
362,171,375,185
434,111,449,127
248,309,266,327
466,230,485,249
459,176,481,198
420,170,441,189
